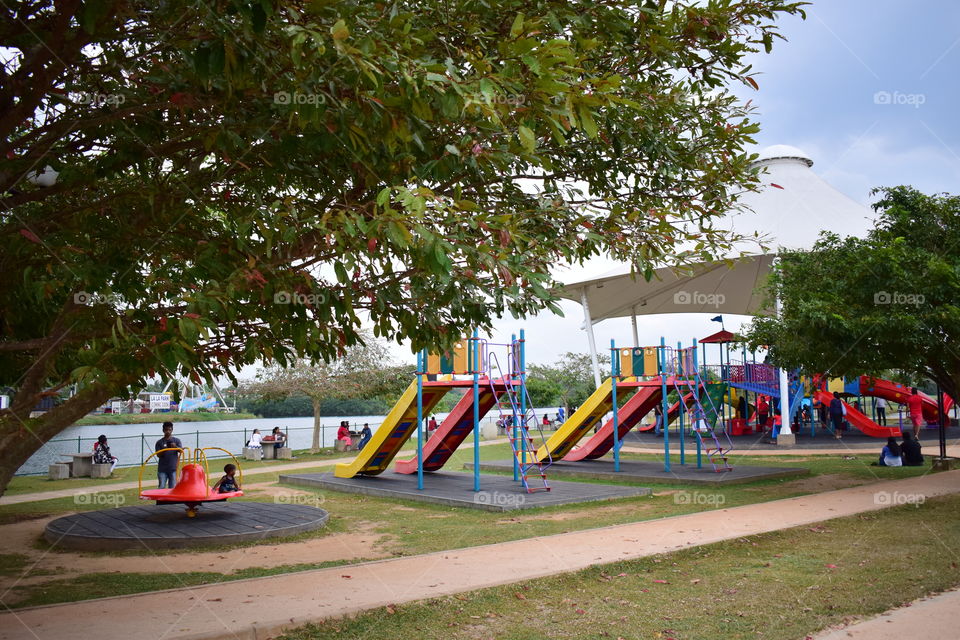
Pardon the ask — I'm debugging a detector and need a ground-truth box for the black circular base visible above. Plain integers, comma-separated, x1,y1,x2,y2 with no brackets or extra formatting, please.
44,502,329,551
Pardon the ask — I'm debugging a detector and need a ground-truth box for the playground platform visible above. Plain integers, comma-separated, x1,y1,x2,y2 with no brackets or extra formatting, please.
280,470,651,511
44,502,329,551
466,458,808,485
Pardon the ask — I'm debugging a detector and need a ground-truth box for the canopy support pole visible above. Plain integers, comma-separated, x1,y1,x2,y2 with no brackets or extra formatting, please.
775,292,793,437
631,307,639,348
581,287,602,388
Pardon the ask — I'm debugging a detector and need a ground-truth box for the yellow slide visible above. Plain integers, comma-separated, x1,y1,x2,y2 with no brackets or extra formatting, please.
334,381,451,478
536,378,615,462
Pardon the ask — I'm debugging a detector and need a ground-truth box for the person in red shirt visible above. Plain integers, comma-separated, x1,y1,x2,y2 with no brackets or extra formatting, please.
906,388,925,438
756,396,770,431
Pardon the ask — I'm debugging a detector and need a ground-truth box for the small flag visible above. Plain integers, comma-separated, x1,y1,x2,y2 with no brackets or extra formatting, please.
711,315,723,323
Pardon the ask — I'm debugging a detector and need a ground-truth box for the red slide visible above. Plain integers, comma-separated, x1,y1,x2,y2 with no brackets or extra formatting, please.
813,390,901,438
565,387,663,460
394,383,506,473
858,376,953,423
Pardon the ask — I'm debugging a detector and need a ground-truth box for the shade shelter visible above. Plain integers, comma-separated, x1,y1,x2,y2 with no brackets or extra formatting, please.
554,145,876,439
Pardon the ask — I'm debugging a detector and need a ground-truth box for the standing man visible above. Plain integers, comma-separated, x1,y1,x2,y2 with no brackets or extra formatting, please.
829,392,845,440
756,395,769,433
907,388,925,438
875,397,887,426
557,406,565,423
155,421,182,488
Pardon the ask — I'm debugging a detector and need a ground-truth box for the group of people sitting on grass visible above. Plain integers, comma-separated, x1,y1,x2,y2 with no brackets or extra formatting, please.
876,432,924,467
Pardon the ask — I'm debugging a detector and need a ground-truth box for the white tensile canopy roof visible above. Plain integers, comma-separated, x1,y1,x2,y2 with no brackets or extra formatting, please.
555,145,876,430
555,145,875,321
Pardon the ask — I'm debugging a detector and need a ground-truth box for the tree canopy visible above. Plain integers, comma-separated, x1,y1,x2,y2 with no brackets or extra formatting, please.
0,0,804,493
746,186,960,402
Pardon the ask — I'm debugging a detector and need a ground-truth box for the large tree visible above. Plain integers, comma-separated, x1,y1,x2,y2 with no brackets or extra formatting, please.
0,0,804,493
529,352,611,414
746,186,960,402
243,338,408,451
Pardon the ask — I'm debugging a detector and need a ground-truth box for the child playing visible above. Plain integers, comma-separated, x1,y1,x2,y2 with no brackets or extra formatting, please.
212,463,241,493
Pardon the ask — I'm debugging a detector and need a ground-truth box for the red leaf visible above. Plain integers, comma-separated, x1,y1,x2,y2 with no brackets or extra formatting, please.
367,237,378,253
575,608,586,615
770,183,784,190
745,76,759,90
825,564,838,569
19,228,41,244
341,574,352,579
653,579,669,584
183,313,201,319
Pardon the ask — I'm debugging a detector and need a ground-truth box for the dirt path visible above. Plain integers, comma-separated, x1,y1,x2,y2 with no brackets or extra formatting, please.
811,587,960,640
2,470,958,640
0,484,392,603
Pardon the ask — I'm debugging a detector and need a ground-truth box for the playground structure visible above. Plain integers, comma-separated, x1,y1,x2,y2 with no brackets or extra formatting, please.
139,447,244,517
535,338,734,473
334,330,554,493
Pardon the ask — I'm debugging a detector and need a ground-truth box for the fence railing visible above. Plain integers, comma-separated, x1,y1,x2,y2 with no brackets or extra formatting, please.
16,414,513,477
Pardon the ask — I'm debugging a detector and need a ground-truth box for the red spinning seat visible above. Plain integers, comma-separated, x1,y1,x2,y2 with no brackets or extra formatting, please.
140,463,243,503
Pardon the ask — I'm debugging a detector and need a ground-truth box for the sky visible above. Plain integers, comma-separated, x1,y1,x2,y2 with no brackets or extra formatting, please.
240,1,960,380
461,0,960,370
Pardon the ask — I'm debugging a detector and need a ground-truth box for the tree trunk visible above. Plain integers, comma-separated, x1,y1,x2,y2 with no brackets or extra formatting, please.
310,396,322,452
0,381,120,497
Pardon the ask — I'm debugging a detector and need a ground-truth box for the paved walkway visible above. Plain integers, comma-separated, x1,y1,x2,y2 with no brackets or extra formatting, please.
2,470,958,640
813,587,960,640
0,439,512,506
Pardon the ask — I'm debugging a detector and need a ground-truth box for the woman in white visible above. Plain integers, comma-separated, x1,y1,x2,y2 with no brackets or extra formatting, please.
247,428,263,448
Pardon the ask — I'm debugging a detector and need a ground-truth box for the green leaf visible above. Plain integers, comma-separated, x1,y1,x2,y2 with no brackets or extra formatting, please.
445,144,460,156
577,105,598,139
331,19,349,41
518,125,536,152
510,13,525,38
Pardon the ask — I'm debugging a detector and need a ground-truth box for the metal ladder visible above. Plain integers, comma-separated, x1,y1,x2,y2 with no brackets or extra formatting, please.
487,351,551,493
675,376,734,473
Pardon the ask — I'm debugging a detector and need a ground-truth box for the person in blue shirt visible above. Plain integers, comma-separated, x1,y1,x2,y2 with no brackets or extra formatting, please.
878,437,903,467
155,422,182,488
358,423,372,450
557,406,565,423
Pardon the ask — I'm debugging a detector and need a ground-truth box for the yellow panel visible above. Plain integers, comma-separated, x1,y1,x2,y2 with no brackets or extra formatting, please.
827,377,845,394
643,347,660,377
619,348,634,377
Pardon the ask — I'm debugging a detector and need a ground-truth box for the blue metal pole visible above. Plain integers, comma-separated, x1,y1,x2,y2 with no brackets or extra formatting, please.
693,338,702,469
416,350,424,490
473,329,481,492
660,337,670,473
612,339,620,472
677,341,685,466
512,332,519,482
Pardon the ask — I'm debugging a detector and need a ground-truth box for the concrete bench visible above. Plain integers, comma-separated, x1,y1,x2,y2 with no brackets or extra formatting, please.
90,463,113,479
334,439,354,452
275,447,293,460
48,463,71,480
243,447,262,461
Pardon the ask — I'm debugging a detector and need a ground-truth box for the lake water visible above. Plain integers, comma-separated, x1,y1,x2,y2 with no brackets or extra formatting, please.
19,406,558,476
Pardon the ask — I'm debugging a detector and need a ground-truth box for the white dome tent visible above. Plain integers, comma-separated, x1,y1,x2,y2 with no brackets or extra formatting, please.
554,145,877,440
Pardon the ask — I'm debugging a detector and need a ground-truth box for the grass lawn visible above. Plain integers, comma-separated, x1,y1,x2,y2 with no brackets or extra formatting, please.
0,444,941,609
277,493,960,640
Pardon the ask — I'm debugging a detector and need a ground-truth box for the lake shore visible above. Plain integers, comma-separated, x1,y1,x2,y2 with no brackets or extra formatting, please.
74,412,259,426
